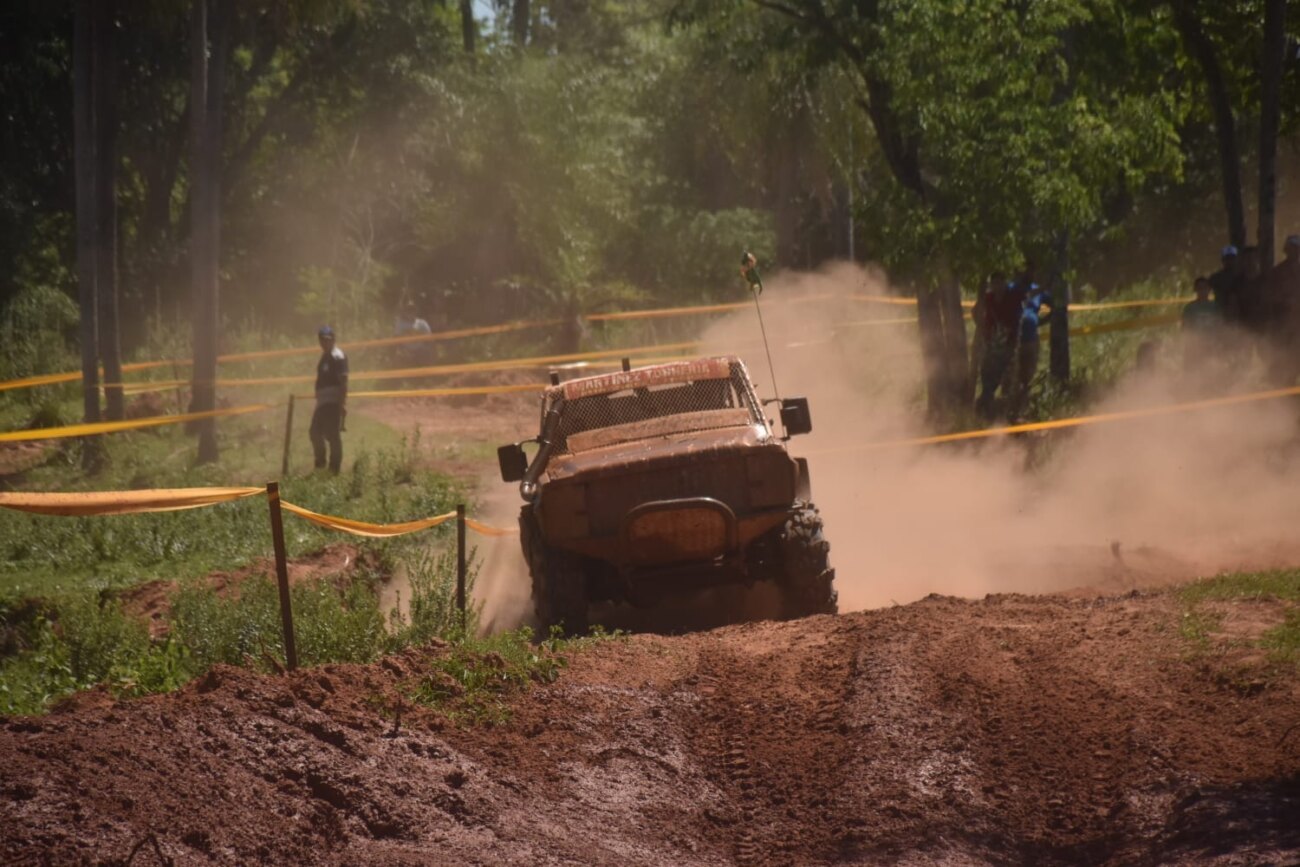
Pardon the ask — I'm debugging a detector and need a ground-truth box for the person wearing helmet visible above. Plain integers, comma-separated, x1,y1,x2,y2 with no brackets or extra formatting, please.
310,325,349,473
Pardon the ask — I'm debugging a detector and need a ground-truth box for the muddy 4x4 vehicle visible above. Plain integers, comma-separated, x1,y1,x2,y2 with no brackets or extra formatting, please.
498,356,836,634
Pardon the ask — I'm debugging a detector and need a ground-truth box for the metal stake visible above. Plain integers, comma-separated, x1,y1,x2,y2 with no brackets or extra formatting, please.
266,481,298,672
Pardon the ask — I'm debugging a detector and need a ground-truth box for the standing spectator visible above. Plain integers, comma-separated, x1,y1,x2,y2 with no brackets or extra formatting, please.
1182,276,1221,330
1262,235,1300,384
976,263,1037,418
310,325,348,474
970,271,1005,391
1235,246,1265,330
1181,276,1222,377
1209,245,1242,322
1011,284,1050,420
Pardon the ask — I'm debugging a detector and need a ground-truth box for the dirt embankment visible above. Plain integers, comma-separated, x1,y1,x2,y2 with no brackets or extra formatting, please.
2,591,1298,866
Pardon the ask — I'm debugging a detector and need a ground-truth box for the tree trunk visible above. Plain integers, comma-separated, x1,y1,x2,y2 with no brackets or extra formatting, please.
1259,0,1287,269
936,279,969,408
917,284,968,418
1049,231,1070,382
512,0,529,46
460,0,475,54
1171,0,1247,248
915,287,944,418
72,0,101,464
190,0,219,463
94,0,124,421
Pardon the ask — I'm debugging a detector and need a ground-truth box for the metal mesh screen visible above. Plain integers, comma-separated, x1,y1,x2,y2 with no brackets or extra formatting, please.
550,363,760,454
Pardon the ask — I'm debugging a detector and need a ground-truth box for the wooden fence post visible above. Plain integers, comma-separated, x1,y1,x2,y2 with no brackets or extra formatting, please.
265,481,298,672
456,504,467,632
280,394,295,477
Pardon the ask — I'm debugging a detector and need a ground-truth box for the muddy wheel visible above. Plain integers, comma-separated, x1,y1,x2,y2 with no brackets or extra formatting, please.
775,504,838,620
520,507,590,637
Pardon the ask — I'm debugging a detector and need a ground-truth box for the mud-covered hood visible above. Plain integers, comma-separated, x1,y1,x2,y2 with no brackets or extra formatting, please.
543,424,775,483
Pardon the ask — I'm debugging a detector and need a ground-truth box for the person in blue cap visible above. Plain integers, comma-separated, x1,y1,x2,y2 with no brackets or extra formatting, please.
310,325,349,473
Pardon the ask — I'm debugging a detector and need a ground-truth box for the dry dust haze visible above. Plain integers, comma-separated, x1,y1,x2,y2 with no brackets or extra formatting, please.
473,261,1300,630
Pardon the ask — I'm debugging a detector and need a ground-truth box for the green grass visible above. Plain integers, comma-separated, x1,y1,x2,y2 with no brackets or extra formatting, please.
405,626,622,725
0,546,480,716
1176,568,1300,673
0,410,462,600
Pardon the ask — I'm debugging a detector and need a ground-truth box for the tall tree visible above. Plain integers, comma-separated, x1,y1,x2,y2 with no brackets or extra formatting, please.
71,0,100,446
189,0,225,463
461,0,475,53
94,0,123,420
1259,0,1287,268
1170,0,1246,248
512,0,530,45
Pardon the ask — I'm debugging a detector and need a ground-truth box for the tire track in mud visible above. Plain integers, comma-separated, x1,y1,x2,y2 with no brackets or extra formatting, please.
685,619,864,864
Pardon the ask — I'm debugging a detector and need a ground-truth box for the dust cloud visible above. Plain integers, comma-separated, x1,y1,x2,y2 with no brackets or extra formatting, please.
699,262,1300,611
469,261,1300,628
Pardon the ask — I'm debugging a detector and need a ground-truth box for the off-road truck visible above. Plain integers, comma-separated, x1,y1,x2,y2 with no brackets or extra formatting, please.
497,356,836,634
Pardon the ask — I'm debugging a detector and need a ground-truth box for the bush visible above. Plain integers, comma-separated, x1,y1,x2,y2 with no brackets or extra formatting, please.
0,283,78,395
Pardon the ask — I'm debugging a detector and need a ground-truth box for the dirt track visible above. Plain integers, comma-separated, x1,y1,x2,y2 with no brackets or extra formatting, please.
3,591,1298,865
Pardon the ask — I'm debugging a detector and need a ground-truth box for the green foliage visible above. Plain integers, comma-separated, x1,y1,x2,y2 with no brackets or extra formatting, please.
406,625,615,724
0,283,78,393
1177,569,1300,674
0,537,475,715
0,417,461,600
390,547,479,647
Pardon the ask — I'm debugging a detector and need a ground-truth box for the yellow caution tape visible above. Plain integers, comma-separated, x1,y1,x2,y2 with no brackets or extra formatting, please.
465,517,518,537
0,370,85,393
1055,311,1182,338
95,342,704,391
342,383,545,400
279,501,457,538
812,384,1300,454
0,403,274,444
0,486,264,516
1070,297,1191,312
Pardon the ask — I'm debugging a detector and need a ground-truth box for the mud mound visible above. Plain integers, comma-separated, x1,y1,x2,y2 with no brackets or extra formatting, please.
2,591,1298,865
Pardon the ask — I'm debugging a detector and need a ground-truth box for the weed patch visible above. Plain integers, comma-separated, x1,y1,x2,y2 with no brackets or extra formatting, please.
406,626,620,725
0,544,478,716
1176,569,1300,678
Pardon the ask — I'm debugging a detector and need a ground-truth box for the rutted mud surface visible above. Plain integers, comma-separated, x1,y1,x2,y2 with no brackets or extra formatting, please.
2,592,1298,865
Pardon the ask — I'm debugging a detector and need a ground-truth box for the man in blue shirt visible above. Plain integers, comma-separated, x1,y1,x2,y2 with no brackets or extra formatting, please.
310,325,349,473
1011,284,1050,420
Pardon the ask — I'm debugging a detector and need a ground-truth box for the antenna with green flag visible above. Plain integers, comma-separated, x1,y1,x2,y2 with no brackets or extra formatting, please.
740,251,780,402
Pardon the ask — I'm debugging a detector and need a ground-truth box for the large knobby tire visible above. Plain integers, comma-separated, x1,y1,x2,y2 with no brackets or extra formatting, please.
520,507,590,637
776,505,838,620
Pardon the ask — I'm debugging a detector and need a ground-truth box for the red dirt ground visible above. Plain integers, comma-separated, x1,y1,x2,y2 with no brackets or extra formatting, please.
2,591,1297,865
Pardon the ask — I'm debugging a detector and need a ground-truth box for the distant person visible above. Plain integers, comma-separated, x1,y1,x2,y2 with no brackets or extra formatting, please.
1011,284,1051,420
1181,276,1221,331
976,262,1035,419
1181,276,1222,375
394,301,434,367
310,325,348,474
1262,235,1300,384
1209,245,1242,322
970,271,1005,388
1235,245,1265,330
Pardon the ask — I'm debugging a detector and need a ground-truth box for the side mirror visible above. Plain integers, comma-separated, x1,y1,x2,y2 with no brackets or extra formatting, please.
497,443,528,483
779,397,812,437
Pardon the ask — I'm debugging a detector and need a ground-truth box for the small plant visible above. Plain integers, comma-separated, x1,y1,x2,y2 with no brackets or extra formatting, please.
407,627,566,725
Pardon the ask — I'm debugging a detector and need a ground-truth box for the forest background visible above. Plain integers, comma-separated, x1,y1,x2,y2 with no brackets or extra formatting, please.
2,0,1299,438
